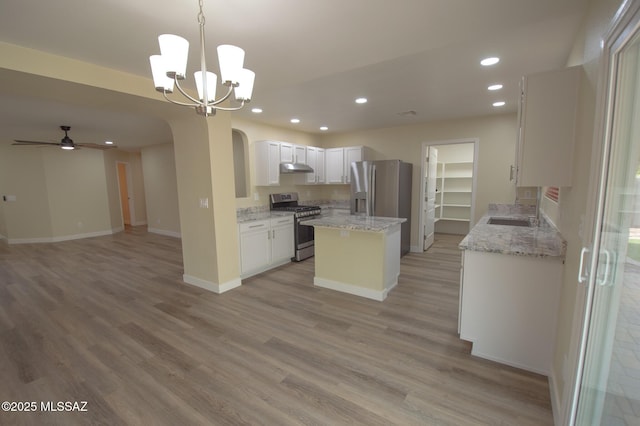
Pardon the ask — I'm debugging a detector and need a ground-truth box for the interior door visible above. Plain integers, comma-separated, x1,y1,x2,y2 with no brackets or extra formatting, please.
573,9,640,424
117,162,131,226
424,147,438,250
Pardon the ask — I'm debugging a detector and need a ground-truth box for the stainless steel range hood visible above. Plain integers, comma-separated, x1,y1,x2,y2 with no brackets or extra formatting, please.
279,162,314,173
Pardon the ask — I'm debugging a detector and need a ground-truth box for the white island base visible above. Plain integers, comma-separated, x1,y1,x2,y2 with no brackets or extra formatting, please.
312,223,401,301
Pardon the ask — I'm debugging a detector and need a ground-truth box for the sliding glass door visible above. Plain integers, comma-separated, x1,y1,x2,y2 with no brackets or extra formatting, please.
573,6,640,425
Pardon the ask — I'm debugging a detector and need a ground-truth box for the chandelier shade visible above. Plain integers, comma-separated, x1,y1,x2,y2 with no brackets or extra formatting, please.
195,71,217,102
158,34,189,79
149,55,175,93
217,44,245,85
148,0,255,117
234,69,255,102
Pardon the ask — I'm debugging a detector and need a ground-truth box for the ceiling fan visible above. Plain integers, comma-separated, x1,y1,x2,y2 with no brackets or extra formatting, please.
12,126,117,150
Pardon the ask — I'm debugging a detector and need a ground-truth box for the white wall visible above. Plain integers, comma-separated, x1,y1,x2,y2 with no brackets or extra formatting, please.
319,113,518,248
0,140,148,243
434,143,474,163
43,148,111,238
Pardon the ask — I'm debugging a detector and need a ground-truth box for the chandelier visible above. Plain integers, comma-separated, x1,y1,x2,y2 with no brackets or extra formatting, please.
149,0,255,117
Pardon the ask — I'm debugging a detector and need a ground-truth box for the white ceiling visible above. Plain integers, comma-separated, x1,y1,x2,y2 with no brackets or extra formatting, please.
0,0,589,149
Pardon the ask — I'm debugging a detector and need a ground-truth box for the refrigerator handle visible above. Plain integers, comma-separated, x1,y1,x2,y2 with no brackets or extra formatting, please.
370,164,376,216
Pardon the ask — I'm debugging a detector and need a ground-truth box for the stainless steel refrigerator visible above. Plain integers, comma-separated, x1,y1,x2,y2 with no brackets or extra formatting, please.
350,160,413,256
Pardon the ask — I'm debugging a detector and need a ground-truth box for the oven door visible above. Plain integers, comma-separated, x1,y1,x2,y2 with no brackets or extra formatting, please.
295,218,315,249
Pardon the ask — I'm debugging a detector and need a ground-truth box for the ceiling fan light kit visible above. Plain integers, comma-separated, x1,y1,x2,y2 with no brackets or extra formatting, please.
149,0,255,117
60,126,75,150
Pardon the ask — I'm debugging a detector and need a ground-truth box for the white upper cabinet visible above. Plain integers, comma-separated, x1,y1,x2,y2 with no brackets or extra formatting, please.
516,66,581,187
280,142,294,163
254,140,281,186
301,146,325,184
325,146,367,184
326,148,345,184
255,141,364,186
294,145,307,164
344,146,364,184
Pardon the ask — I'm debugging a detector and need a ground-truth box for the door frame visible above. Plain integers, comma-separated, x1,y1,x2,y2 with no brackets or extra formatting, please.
567,1,640,424
416,138,479,252
116,161,136,227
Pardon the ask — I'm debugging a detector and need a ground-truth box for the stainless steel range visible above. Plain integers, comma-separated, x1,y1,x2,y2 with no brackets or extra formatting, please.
270,192,321,261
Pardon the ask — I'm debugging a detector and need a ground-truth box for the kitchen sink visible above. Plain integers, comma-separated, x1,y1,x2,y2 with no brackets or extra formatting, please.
487,217,532,227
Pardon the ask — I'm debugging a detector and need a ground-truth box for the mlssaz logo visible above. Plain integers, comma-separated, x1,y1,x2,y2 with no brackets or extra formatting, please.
40,401,88,412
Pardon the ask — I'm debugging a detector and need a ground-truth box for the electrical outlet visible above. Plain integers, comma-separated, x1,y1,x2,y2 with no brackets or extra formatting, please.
77,221,83,229
254,192,259,201
340,230,349,238
199,198,209,208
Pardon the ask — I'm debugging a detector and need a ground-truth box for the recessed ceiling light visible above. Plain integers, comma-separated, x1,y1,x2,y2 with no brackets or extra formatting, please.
105,140,114,145
355,97,368,104
251,107,263,113
493,101,506,107
320,126,328,131
481,57,500,66
488,84,503,91
290,118,300,124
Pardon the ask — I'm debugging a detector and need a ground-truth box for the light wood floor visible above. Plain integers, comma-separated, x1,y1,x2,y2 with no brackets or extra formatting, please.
0,228,553,425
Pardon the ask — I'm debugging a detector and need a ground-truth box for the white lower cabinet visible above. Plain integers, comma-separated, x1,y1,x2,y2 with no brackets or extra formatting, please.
270,216,295,264
238,216,294,278
459,250,563,375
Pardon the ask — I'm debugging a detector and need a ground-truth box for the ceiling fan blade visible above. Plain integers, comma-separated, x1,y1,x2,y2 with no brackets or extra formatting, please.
13,140,59,146
76,143,117,150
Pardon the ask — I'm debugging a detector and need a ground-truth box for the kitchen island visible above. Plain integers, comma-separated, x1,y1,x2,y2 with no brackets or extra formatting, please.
458,204,566,375
304,215,406,301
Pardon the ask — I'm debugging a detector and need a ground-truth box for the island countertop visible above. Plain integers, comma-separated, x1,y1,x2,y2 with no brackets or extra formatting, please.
304,215,406,232
236,210,294,224
459,204,566,259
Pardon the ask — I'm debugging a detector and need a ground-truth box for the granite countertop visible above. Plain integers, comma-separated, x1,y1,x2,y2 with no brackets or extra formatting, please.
304,215,406,232
459,204,566,259
236,210,294,224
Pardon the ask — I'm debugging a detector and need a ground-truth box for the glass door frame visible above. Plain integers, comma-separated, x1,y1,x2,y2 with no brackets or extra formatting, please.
570,1,640,424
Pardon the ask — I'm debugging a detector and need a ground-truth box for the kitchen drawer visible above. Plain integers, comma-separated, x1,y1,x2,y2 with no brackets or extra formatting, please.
238,219,269,234
270,216,294,227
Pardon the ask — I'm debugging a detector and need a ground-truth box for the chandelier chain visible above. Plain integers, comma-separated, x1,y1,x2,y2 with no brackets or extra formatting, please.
198,0,205,25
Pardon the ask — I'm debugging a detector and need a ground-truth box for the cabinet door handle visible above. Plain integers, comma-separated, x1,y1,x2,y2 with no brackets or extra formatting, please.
509,165,515,181
249,224,264,229
272,230,276,239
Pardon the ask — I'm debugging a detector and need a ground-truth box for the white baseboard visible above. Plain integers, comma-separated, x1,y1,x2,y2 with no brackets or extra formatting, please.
313,276,395,301
132,220,147,226
469,345,550,376
8,229,116,244
410,245,423,253
148,227,182,239
183,274,242,294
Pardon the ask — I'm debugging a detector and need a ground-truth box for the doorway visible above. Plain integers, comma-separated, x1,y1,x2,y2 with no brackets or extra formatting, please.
571,3,640,424
116,162,135,226
418,139,478,251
